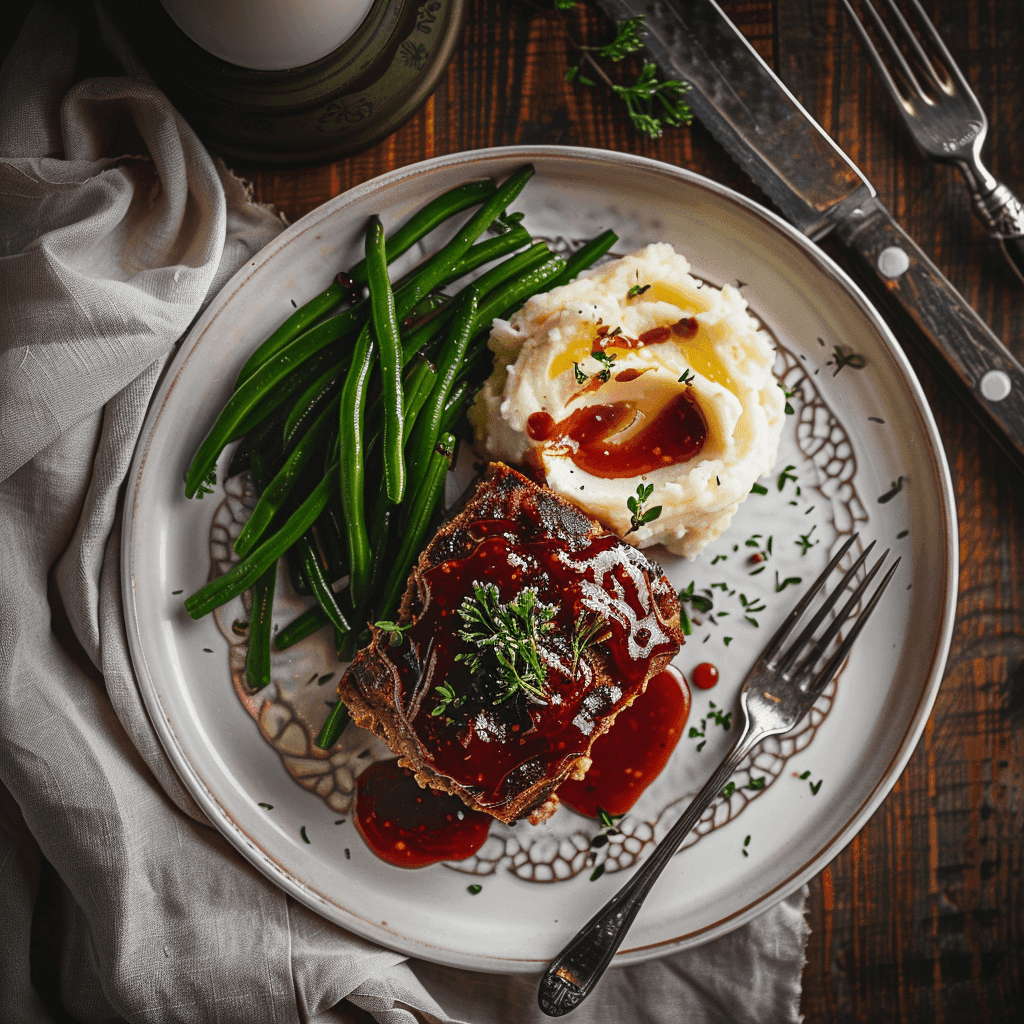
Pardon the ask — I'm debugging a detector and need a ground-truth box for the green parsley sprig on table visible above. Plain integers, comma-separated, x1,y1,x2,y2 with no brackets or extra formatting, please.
531,1,693,139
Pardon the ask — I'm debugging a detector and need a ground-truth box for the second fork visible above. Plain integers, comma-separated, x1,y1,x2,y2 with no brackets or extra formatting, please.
841,0,1024,285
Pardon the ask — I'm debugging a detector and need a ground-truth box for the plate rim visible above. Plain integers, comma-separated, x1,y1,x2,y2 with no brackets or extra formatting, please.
122,144,958,971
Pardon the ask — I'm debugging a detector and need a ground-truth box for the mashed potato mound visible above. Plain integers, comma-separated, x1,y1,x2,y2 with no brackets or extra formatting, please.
470,243,785,559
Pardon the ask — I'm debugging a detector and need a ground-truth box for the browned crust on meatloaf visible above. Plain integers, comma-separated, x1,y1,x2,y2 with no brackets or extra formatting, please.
338,463,683,825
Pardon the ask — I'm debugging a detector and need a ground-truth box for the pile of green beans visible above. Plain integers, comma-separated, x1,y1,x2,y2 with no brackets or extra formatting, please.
182,167,618,748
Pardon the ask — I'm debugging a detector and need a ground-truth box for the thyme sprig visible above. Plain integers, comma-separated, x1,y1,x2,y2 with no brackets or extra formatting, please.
454,582,557,705
571,611,612,676
625,482,662,535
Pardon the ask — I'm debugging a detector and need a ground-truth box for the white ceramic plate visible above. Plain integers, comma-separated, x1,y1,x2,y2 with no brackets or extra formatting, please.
123,146,957,972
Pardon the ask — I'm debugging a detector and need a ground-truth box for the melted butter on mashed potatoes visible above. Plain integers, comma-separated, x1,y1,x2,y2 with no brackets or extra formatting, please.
470,243,786,558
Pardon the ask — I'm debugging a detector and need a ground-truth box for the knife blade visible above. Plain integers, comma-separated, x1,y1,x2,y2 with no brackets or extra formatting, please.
593,0,1024,471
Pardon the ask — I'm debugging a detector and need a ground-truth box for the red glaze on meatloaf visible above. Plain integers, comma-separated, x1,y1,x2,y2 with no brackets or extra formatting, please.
338,464,683,824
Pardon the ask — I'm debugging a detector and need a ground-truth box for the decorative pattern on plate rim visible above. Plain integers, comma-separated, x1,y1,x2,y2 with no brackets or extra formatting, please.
206,335,870,881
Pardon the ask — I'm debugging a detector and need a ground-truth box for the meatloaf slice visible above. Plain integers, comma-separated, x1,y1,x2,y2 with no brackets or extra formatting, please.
338,463,684,825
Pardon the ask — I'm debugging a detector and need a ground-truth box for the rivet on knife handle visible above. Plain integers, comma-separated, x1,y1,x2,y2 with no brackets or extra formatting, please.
836,196,1024,468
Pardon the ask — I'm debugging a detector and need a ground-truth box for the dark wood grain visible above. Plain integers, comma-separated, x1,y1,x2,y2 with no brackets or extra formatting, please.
234,2,1024,1021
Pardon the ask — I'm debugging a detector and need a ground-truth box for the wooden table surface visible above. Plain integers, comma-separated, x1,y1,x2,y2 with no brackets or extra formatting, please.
232,2,1024,1019
12,0,1013,1019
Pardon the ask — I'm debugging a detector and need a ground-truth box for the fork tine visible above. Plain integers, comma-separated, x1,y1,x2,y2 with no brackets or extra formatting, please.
839,0,925,104
760,533,858,663
802,554,901,700
897,0,976,98
875,0,950,97
792,546,890,679
773,539,877,674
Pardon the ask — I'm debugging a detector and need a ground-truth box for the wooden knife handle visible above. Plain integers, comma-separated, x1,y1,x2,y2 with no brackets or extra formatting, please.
835,195,1024,471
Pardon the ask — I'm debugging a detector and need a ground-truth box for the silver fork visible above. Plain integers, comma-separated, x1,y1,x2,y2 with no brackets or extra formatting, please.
537,534,899,1017
839,0,1024,285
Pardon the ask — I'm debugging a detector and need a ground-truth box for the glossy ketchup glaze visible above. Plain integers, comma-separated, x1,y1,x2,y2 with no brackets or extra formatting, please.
527,390,708,478
558,665,691,818
352,472,683,823
354,759,492,868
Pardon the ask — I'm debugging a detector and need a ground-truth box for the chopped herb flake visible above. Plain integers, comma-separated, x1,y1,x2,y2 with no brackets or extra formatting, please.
258,802,273,810
468,884,483,895
300,826,310,844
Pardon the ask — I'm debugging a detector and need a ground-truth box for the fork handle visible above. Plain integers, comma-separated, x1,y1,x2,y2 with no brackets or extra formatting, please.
537,721,770,1017
834,195,1024,473
969,182,1024,288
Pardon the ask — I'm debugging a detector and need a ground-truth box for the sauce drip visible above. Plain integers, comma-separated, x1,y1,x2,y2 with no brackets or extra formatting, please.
691,662,719,690
558,665,691,818
536,390,708,478
354,759,492,868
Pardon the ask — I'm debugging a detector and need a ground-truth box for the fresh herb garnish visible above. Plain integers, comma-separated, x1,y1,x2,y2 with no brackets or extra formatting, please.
590,864,606,881
258,802,274,810
775,573,802,592
878,477,905,504
571,612,612,678
431,681,469,719
375,620,412,646
678,368,695,386
750,482,768,495
548,3,691,139
468,884,483,895
195,469,217,498
626,482,662,535
777,464,798,491
720,781,736,799
778,381,796,414
810,779,823,795
748,777,765,790
300,826,310,844
455,582,557,705
574,349,616,386
743,834,751,857
826,345,866,376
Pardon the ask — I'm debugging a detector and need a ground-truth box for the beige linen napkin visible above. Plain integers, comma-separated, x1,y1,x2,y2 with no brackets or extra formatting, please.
0,4,809,1021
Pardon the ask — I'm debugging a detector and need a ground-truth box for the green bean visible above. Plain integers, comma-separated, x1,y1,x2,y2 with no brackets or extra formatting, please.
402,355,438,434
296,535,351,636
439,380,471,436
186,321,353,497
336,322,375,604
315,698,350,750
390,166,535,323
543,229,618,290
399,241,552,357
366,215,406,503
282,360,345,447
235,277,350,389
234,395,339,557
245,563,277,690
275,604,330,650
185,462,340,619
316,503,348,581
467,253,567,344
405,287,478,499
237,180,498,388
336,167,534,601
346,179,498,285
226,404,288,479
376,432,456,621
444,225,533,287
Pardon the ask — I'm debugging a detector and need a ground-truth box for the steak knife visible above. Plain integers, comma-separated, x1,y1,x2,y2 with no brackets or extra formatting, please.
592,0,1024,470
